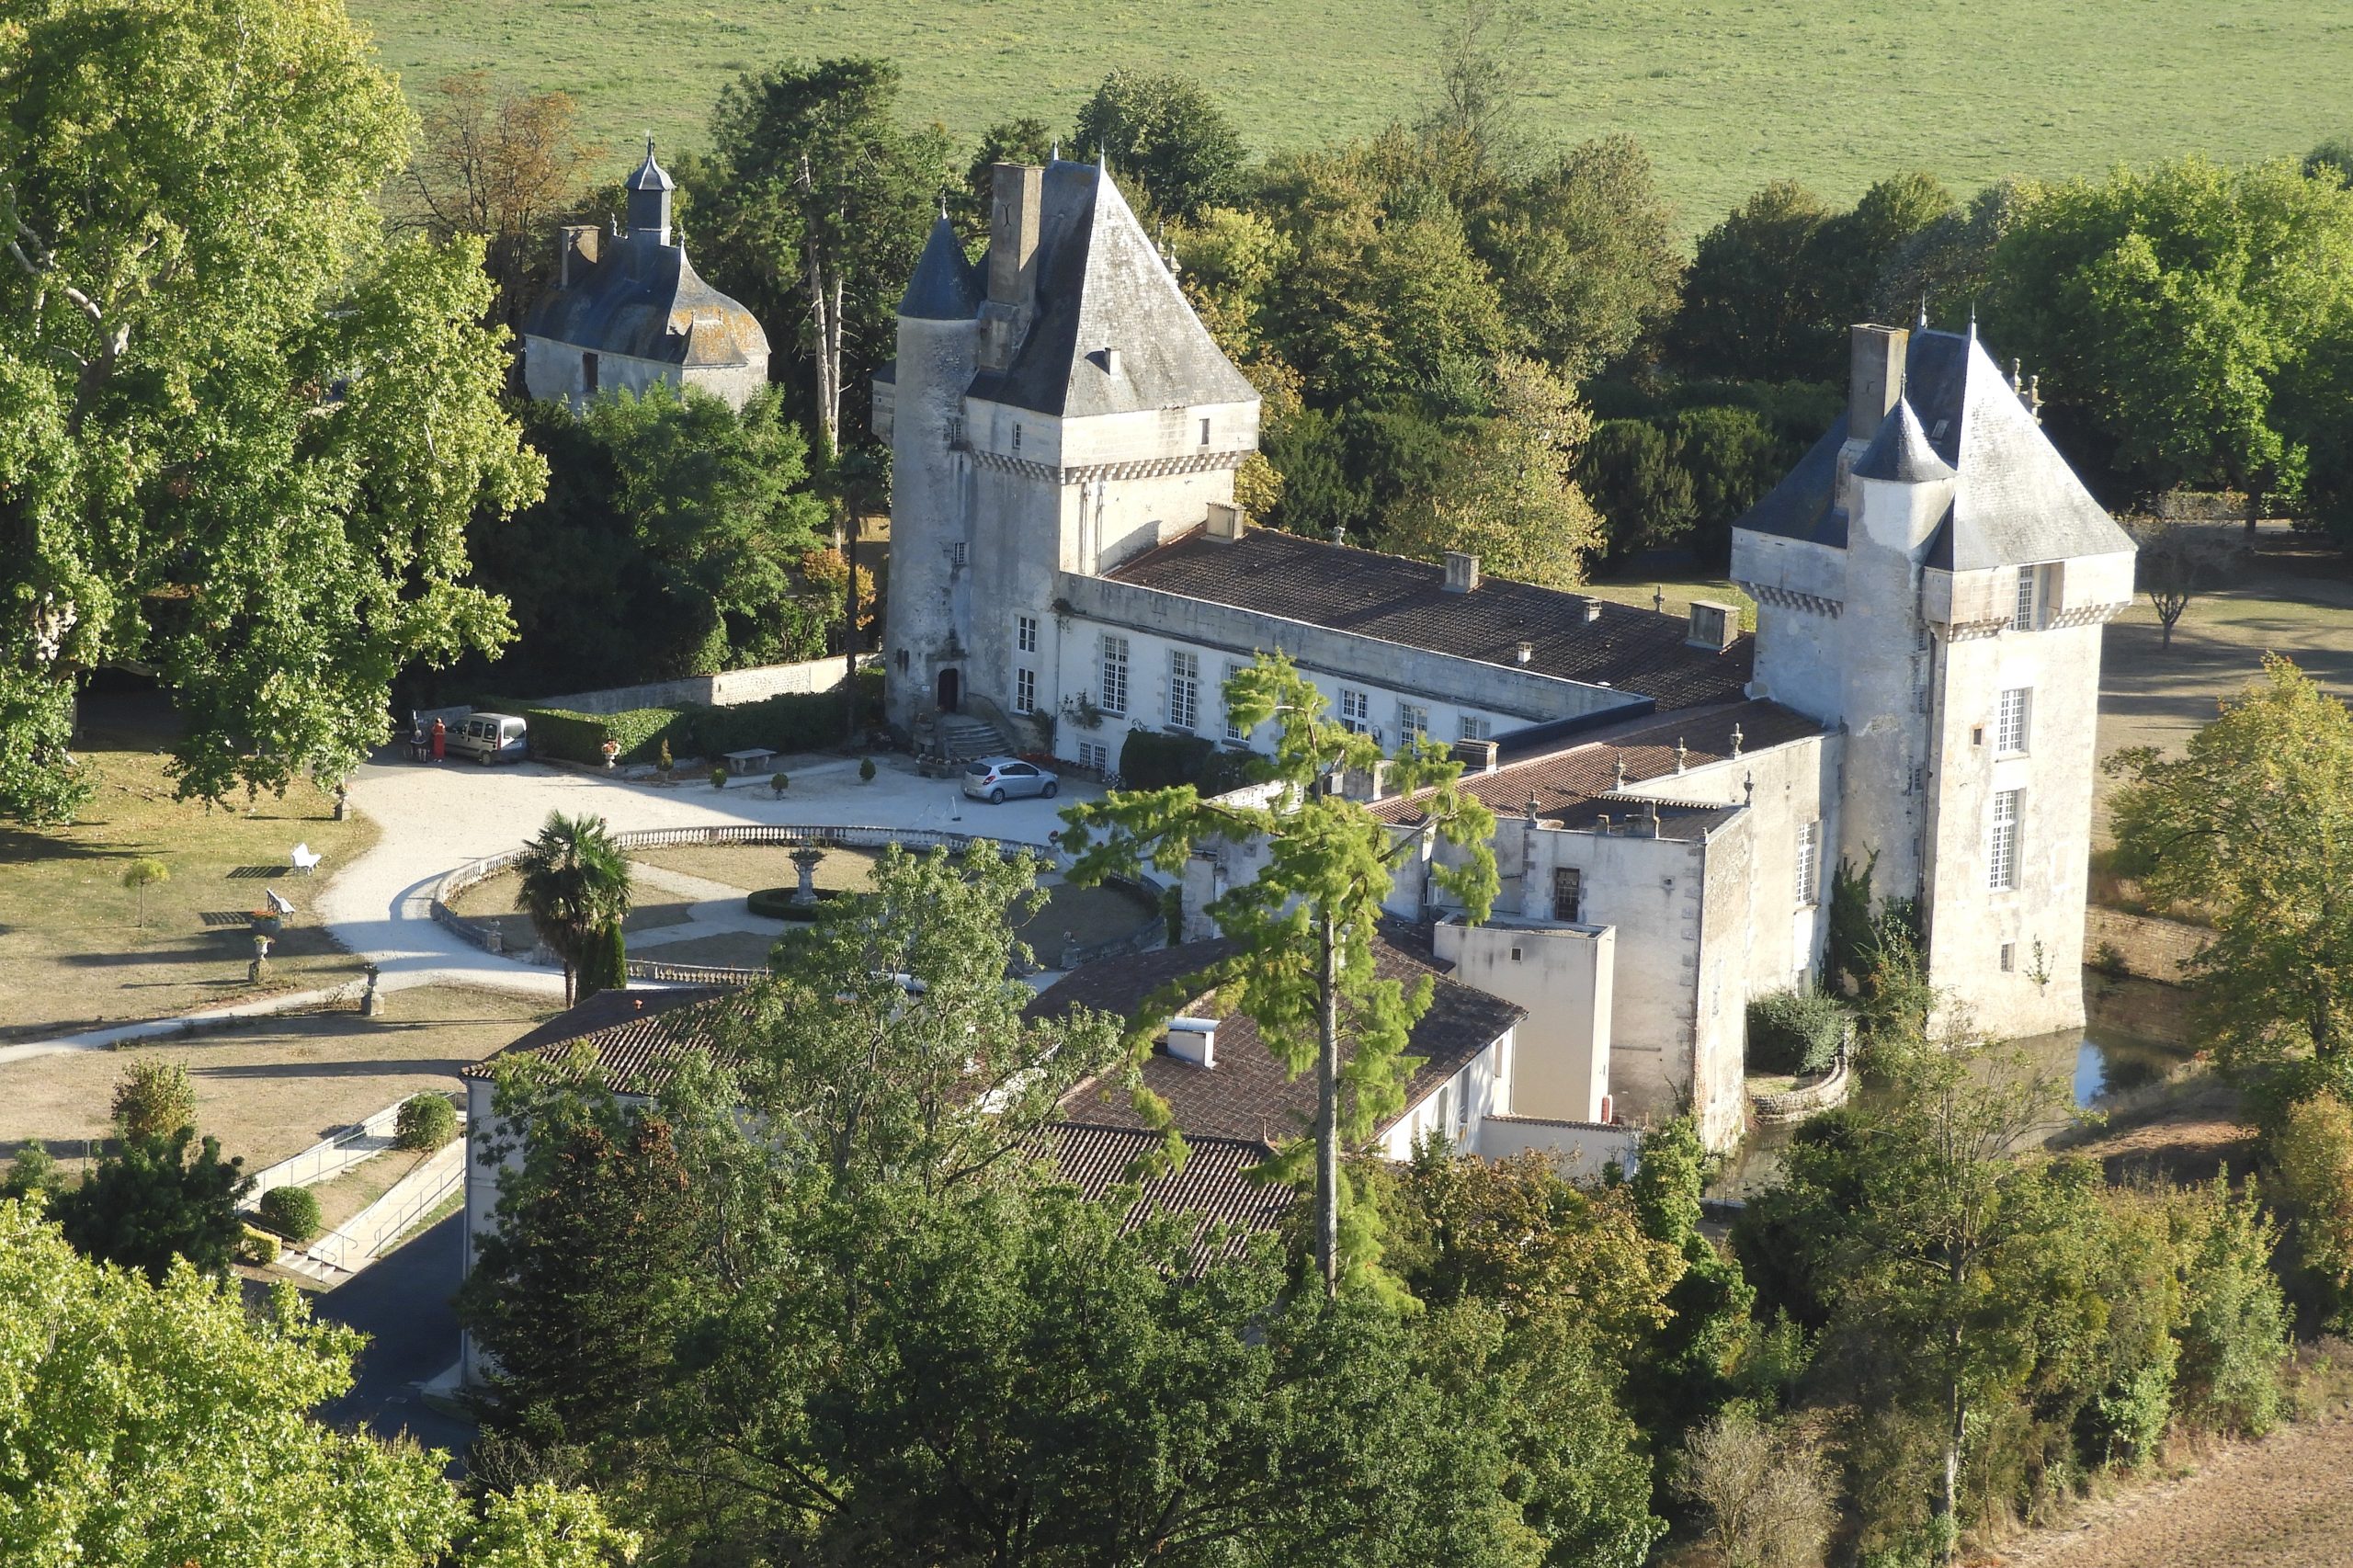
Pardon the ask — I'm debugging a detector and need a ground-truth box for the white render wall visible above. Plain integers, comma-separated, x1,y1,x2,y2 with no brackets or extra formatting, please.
520,335,767,413
1375,1028,1514,1160
1433,918,1612,1123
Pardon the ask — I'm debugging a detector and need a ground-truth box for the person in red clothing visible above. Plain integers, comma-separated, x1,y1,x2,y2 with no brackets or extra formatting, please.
429,716,446,763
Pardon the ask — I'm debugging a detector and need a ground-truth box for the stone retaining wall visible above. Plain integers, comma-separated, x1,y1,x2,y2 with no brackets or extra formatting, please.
1751,1043,1853,1125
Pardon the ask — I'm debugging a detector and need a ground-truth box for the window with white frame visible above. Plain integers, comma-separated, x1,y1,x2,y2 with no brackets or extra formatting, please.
1222,660,1247,740
1989,789,2022,890
1398,702,1428,742
1016,615,1037,654
1015,667,1036,713
949,540,968,568
1996,687,2031,754
1459,714,1492,742
2013,566,2040,630
1079,740,1108,772
1339,687,1370,733
1098,636,1130,715
1167,650,1199,730
1795,820,1820,905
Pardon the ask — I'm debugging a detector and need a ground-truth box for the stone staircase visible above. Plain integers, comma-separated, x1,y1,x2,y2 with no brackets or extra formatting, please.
926,712,1013,763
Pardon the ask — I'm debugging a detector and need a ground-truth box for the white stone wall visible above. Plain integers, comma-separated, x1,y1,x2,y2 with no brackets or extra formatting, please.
516,656,861,716
1375,1028,1514,1160
1433,918,1612,1123
883,315,979,726
520,335,767,413
1476,1114,1641,1176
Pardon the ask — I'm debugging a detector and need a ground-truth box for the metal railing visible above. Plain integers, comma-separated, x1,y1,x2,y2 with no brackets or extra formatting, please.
301,1138,465,1272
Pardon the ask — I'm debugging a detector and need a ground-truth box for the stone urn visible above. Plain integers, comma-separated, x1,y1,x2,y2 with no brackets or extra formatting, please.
789,846,827,908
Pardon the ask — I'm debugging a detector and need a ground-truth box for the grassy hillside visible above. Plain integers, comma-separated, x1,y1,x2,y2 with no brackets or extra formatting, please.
347,0,2348,232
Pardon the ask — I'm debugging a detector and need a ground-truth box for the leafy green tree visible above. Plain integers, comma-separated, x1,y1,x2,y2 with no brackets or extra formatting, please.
2304,138,2353,187
1472,136,1680,379
1671,181,1836,381
0,1198,631,1565
51,1126,251,1281
961,114,1057,221
1061,653,1498,1294
1870,178,2027,327
1,1142,64,1202
0,0,541,820
1381,355,1606,587
2167,1176,2291,1432
699,57,951,454
2269,1090,2353,1331
574,920,627,1002
1812,169,1957,326
1624,1118,1756,1443
1074,70,1246,223
2107,656,2353,1067
1986,157,2353,524
514,812,633,1006
1673,403,1783,567
110,1058,196,1142
118,858,168,927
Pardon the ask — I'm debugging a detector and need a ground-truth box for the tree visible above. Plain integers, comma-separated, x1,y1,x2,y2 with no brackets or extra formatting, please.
1421,0,1535,171
2107,655,2353,1067
395,1092,460,1151
700,57,950,455
2270,1090,2353,1330
1677,1410,1836,1568
402,71,596,336
961,116,1057,222
119,857,168,927
1381,355,1606,587
1986,157,2353,526
1578,418,1698,562
2123,516,2245,648
51,1125,252,1281
1060,653,1499,1294
1673,404,1784,568
2304,138,2353,187
575,920,627,1002
110,1058,196,1142
1671,181,1837,381
1625,1117,1756,1441
0,1198,631,1565
1477,136,1683,380
513,812,633,1006
1813,169,1957,327
1870,178,2027,328
1073,71,1246,223
0,0,542,820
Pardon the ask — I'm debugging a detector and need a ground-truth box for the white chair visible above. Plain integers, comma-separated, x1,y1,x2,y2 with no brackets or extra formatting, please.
290,843,322,875
266,888,297,919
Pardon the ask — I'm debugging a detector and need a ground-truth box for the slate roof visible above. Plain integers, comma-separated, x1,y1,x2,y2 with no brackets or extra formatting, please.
1105,528,1756,711
900,215,983,322
1370,699,1824,828
1852,398,1956,483
522,234,769,369
1734,328,2132,570
963,161,1257,417
1033,929,1525,1146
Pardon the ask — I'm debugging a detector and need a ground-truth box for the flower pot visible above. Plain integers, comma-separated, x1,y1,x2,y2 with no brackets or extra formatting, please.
249,915,283,937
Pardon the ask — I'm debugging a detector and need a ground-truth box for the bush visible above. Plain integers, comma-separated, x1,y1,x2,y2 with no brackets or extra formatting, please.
1746,989,1848,1076
503,672,886,768
746,887,840,921
395,1093,460,1152
256,1185,322,1245
769,772,790,797
858,756,877,783
1117,730,1264,795
111,1059,197,1142
236,1226,280,1267
710,766,729,789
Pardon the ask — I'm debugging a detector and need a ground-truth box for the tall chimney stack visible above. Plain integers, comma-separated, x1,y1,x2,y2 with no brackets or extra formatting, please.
977,164,1043,371
1847,324,1909,442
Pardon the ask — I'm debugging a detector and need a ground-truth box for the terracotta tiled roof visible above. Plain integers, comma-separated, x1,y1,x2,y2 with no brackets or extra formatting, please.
1033,928,1525,1145
1104,528,1755,711
460,987,744,1093
1040,1121,1291,1248
1370,698,1824,827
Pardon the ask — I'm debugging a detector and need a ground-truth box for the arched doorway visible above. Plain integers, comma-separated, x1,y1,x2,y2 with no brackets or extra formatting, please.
937,667,961,712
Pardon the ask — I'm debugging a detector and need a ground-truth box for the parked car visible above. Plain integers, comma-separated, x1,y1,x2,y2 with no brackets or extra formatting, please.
961,756,1058,803
445,712,529,766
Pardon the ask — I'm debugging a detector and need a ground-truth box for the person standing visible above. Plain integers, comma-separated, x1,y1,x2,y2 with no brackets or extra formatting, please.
430,716,447,763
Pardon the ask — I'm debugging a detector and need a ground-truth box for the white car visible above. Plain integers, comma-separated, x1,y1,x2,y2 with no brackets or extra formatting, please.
961,756,1059,803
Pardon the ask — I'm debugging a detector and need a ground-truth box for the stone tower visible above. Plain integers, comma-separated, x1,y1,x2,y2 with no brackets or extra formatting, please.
873,159,1260,736
1733,324,2136,1039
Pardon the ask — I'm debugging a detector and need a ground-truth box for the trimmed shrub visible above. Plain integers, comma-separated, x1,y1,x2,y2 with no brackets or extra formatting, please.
394,1093,460,1152
710,766,729,789
858,756,877,783
236,1226,280,1267
256,1185,322,1245
769,772,790,797
747,887,841,921
501,671,885,768
1746,989,1848,1076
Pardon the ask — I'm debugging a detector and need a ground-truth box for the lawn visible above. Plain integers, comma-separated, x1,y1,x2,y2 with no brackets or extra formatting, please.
346,0,2348,232
0,694,382,1042
1581,574,1756,631
0,984,551,1176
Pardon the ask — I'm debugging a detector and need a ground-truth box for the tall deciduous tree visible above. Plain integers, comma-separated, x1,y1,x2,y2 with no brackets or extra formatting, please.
0,0,541,820
1986,156,2353,524
1476,135,1684,380
1670,181,1837,381
0,1199,631,1564
2107,655,2353,1066
1059,653,1498,1294
1074,70,1246,223
514,812,633,1005
700,58,949,456
2122,516,2244,648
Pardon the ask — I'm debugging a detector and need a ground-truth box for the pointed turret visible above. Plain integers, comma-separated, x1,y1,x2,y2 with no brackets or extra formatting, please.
625,136,674,244
1851,398,1956,485
899,215,982,321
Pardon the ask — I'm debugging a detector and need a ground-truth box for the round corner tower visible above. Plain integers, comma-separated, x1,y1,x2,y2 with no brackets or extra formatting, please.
882,214,981,731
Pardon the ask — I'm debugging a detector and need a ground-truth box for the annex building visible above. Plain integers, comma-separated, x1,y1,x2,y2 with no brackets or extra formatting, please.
877,156,2135,1151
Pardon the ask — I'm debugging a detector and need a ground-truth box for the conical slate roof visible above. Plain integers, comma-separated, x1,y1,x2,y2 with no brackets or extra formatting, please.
899,215,982,321
626,138,673,192
1851,397,1955,483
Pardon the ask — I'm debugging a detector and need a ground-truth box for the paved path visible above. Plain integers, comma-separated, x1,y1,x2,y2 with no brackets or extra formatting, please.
311,1210,478,1467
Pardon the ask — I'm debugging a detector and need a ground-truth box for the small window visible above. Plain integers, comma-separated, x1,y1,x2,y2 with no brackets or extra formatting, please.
1339,688,1370,733
1167,650,1199,731
581,351,599,393
1199,417,1211,447
1552,867,1583,924
1012,423,1022,453
1908,764,1926,795
2013,565,2045,631
1398,702,1428,742
1989,789,2022,891
949,540,968,568
1080,741,1108,772
1999,942,2017,973
1509,947,1523,962
1098,636,1130,716
1459,714,1491,742
1222,660,1247,740
1997,687,2031,755
1017,615,1038,654
1015,666,1036,713
1795,821,1820,906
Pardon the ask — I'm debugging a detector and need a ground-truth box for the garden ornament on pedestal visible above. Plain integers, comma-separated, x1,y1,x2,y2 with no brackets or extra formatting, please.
790,846,827,907
858,756,877,784
601,738,620,769
360,963,384,1017
249,932,273,984
334,782,350,822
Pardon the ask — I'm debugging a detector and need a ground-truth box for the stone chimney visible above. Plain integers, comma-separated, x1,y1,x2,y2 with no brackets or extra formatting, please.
1443,551,1481,593
1451,737,1500,773
1847,324,1909,442
978,163,1042,371
1581,597,1604,623
559,224,600,289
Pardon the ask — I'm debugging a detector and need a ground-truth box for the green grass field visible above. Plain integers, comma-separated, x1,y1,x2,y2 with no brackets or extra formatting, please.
347,0,2349,232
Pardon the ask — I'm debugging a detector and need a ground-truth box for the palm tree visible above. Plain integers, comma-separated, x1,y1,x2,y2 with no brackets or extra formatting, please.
512,812,633,1005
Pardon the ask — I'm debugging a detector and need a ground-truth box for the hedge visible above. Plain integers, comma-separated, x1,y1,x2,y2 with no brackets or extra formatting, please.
1745,989,1849,1076
746,887,842,921
1118,730,1266,796
502,670,885,767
